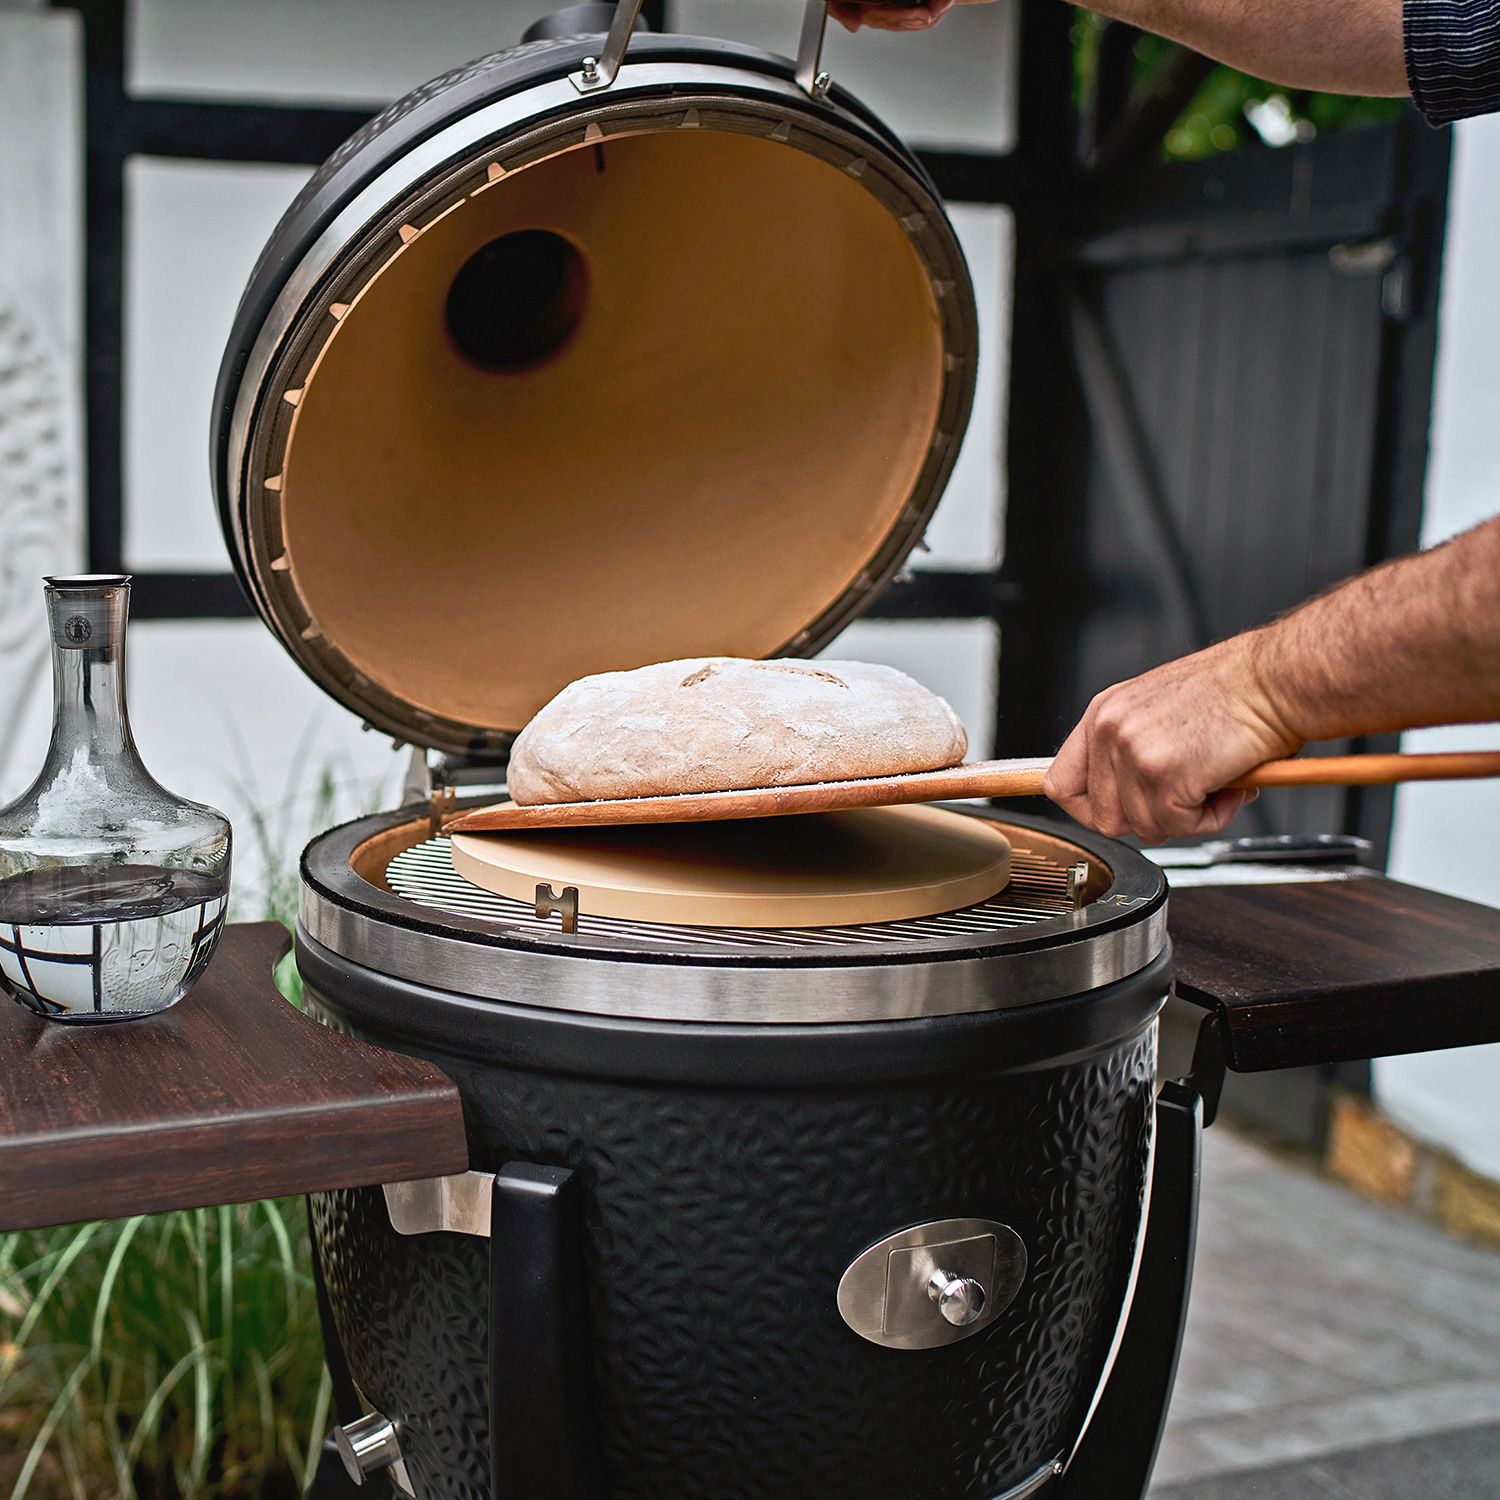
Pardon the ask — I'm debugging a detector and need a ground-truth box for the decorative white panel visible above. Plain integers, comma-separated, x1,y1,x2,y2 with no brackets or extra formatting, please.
123,158,312,571
917,202,1012,571
0,11,84,791
130,0,568,104
131,0,1019,139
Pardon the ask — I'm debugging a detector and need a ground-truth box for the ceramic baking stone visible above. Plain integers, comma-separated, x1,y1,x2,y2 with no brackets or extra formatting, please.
448,804,1012,928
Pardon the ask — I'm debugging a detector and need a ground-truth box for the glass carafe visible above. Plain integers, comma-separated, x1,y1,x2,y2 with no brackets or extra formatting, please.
0,576,231,1021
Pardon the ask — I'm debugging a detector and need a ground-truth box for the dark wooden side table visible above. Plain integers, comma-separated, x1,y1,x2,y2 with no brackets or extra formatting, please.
5,883,1497,1232
1163,873,1500,1131
0,921,469,1232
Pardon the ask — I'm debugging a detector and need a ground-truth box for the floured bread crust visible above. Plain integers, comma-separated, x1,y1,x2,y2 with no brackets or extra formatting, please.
507,657,968,805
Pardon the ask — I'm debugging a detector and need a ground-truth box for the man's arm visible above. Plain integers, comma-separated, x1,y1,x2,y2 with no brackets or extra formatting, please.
831,0,1408,98
1042,516,1500,843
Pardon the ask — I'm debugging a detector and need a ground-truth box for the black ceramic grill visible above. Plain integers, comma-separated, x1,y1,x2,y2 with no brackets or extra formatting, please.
290,798,1170,1500
212,4,1187,1498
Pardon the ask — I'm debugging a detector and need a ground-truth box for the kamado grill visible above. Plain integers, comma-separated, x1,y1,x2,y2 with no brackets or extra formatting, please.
196,5,1500,1500
293,804,1166,1500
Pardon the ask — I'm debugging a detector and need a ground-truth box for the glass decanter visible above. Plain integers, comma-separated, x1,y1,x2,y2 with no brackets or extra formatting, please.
0,576,231,1021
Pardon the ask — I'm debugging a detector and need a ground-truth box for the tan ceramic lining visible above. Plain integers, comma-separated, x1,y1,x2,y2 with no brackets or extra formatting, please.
238,90,978,750
275,127,943,732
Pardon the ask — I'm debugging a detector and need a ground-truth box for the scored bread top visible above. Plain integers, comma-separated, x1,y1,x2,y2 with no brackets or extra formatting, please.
506,657,968,805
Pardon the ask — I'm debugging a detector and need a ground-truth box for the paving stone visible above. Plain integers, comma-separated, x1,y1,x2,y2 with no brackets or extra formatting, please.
1148,1125,1500,1490
1149,1417,1500,1498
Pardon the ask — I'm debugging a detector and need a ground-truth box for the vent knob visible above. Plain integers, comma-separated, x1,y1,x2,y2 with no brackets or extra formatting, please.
927,1268,986,1327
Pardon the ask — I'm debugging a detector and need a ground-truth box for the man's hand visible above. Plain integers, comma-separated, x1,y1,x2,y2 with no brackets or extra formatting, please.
831,0,1002,33
1043,517,1500,844
1042,633,1302,843
829,1,965,33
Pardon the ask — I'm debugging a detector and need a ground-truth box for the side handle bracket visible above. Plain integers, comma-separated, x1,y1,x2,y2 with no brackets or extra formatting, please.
794,0,833,99
490,1163,603,1500
1182,1009,1227,1128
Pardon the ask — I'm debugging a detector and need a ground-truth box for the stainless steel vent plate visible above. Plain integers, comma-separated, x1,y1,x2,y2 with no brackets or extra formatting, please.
837,1217,1028,1350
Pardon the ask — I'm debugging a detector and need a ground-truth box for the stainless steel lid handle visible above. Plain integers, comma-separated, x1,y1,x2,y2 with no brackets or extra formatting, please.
570,0,647,92
927,1267,986,1326
795,0,833,100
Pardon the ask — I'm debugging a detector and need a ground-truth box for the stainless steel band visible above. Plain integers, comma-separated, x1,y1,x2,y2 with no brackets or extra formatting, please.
299,811,1169,1025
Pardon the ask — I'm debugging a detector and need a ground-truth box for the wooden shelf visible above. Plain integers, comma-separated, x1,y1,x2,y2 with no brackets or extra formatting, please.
1169,875,1500,1072
0,922,468,1232
9,882,1497,1231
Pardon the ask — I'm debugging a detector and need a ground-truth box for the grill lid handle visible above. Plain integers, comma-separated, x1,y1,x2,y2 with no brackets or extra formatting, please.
794,1,833,100
568,0,646,91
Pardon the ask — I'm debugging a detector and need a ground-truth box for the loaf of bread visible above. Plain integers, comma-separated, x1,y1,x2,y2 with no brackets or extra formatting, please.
506,657,967,805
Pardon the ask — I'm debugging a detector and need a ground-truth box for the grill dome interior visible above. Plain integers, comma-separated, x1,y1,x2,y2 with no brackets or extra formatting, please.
278,128,945,734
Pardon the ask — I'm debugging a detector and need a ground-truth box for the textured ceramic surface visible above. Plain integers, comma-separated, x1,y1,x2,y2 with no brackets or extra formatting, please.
309,978,1157,1500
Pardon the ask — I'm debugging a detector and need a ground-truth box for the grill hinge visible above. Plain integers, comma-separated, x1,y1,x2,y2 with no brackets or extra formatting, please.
384,1171,493,1237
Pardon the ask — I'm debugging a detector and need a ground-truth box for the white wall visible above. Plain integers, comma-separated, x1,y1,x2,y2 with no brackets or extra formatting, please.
124,157,312,571
0,10,85,787
1377,113,1500,1179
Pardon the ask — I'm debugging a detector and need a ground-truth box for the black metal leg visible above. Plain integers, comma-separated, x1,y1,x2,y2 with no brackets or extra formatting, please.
1052,1080,1202,1500
490,1163,604,1500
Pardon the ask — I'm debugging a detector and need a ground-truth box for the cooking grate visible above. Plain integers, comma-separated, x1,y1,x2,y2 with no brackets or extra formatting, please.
386,836,1079,951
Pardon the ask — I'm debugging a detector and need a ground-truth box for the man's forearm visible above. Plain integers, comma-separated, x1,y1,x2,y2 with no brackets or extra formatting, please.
1041,516,1500,844
837,0,1411,99
1085,0,1409,96
1252,515,1500,741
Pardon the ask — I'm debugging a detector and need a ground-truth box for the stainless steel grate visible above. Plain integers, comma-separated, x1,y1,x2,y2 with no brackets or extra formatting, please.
386,836,1078,951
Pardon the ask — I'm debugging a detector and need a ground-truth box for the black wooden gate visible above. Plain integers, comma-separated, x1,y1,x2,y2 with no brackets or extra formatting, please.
995,13,1451,862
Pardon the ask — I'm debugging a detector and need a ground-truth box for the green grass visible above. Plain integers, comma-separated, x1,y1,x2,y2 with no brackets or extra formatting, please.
0,747,401,1500
0,1205,329,1500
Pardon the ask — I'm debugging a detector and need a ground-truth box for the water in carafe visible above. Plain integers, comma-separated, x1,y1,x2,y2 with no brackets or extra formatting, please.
0,577,232,1023
0,865,227,1019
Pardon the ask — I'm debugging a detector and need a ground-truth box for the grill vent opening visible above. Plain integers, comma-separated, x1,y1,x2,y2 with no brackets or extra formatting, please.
446,230,588,372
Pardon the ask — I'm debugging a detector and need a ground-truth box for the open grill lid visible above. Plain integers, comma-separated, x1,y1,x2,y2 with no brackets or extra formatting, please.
213,20,979,757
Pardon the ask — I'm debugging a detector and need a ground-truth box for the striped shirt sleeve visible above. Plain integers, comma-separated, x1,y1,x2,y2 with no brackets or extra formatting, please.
1406,0,1500,123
